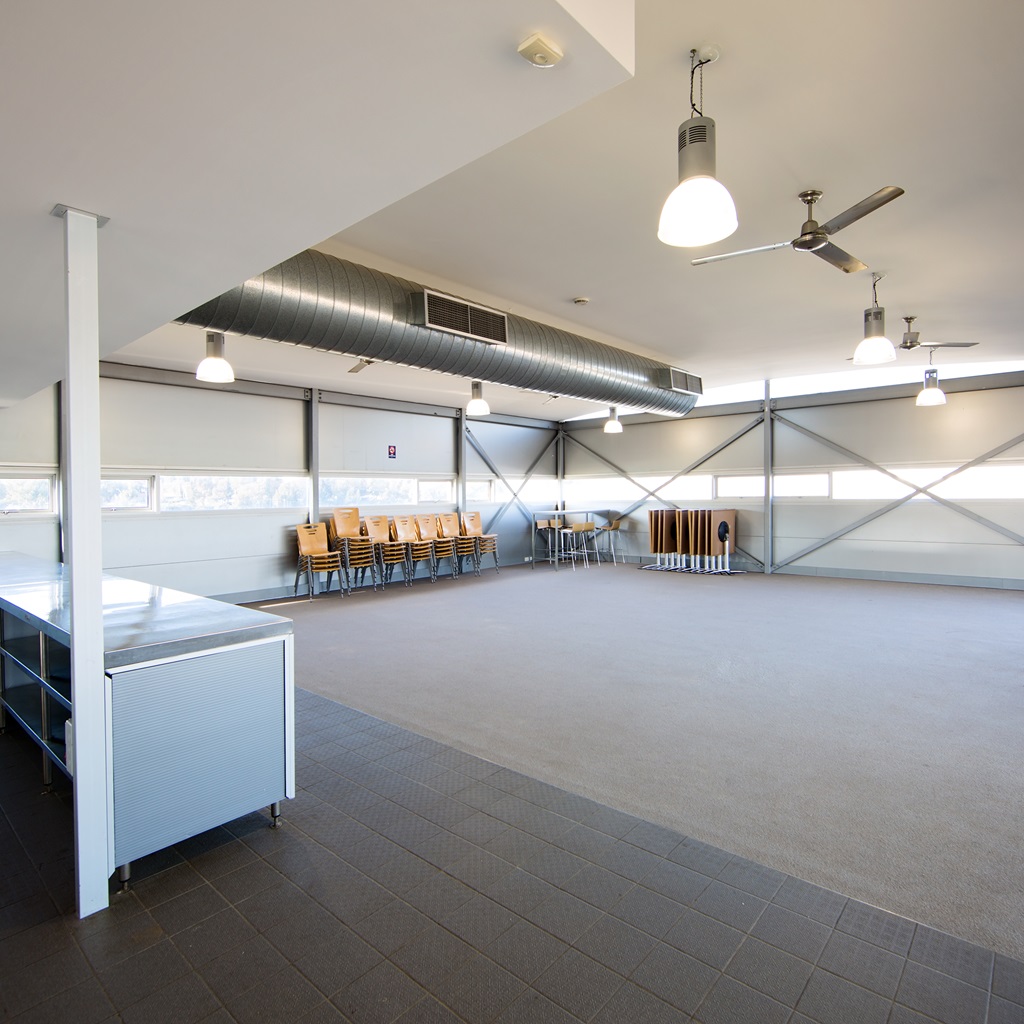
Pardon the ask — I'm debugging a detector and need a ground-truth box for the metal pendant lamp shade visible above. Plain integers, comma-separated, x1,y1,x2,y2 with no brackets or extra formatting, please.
853,305,896,365
195,332,235,383
916,368,947,406
658,116,737,248
466,380,490,416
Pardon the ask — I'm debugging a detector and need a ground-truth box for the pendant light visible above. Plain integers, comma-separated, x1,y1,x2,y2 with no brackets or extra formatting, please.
853,273,896,365
916,352,947,407
466,381,490,416
196,332,235,383
658,47,737,248
603,407,623,433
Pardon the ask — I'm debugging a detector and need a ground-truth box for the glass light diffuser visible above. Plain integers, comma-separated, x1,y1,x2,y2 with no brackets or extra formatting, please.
658,176,738,247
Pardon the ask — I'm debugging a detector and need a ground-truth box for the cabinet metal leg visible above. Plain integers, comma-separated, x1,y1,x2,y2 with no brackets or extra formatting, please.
270,801,282,829
117,863,131,893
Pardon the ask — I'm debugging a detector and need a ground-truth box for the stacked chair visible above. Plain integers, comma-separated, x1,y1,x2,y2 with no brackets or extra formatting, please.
294,522,344,599
301,509,501,596
438,512,479,576
391,514,436,582
460,511,500,575
364,513,413,586
414,514,460,581
327,507,377,592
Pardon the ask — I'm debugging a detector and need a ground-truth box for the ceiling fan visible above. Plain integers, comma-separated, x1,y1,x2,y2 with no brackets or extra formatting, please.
348,358,376,374
898,316,978,351
691,186,904,273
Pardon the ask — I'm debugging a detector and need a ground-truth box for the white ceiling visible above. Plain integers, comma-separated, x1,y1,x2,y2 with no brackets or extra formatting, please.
9,1,1024,421
0,0,630,408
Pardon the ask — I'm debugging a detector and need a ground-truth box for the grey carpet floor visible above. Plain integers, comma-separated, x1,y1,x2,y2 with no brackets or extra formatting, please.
256,565,1024,961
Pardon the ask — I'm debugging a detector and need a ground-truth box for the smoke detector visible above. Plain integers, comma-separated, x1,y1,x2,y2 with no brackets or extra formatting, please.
518,33,563,68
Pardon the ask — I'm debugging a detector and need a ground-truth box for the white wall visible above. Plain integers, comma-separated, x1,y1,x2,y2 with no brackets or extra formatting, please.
563,380,1024,587
2,372,1020,597
0,385,60,560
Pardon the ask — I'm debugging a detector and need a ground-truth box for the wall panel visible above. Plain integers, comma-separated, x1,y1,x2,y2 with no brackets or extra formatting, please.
319,403,454,475
101,378,306,471
102,510,300,599
0,386,58,466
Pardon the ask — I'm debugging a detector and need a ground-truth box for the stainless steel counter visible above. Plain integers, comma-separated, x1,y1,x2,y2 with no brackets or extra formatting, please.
0,551,291,668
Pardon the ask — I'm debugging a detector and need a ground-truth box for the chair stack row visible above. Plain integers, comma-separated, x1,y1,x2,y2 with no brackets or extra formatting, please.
294,508,499,599
645,508,739,574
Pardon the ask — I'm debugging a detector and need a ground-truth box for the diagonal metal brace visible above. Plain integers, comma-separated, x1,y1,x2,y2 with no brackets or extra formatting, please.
772,415,1024,568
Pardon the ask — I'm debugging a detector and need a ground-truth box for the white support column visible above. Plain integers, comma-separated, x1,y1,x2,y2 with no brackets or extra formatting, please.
54,204,110,917
763,379,774,574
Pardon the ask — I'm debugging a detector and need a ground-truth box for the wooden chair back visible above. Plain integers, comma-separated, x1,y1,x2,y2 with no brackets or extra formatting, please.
437,512,462,539
391,514,418,543
363,515,392,544
461,511,484,536
332,507,363,538
296,522,329,556
414,514,441,541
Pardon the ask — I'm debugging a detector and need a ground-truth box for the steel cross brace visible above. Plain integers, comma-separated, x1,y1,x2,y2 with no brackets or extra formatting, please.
771,413,1024,570
464,426,557,533
563,413,765,522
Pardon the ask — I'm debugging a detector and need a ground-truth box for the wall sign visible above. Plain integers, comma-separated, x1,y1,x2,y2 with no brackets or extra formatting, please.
388,445,397,460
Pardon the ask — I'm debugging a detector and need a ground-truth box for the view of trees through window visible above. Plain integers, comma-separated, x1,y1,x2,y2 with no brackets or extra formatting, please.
160,475,308,511
0,463,1020,514
0,477,51,512
319,477,454,507
100,479,151,509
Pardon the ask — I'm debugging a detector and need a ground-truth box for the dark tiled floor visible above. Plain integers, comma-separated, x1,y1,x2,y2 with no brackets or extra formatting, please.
1,689,1023,1023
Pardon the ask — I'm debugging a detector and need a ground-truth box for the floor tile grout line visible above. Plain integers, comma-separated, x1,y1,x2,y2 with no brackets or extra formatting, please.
292,709,1011,1008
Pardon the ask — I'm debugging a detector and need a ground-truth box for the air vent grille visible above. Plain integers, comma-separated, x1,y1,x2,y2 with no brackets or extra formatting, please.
413,289,507,345
680,123,708,150
658,367,703,395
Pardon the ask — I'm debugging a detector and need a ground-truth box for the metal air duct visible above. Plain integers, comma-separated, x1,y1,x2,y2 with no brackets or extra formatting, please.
176,250,701,416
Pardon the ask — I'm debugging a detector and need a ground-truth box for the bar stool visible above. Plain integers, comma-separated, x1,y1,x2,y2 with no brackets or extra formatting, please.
558,521,600,569
595,518,622,564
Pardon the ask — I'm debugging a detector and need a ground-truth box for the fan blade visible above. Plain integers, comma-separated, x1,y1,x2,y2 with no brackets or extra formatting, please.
820,186,904,235
920,341,978,348
812,242,867,274
348,358,374,374
691,240,790,266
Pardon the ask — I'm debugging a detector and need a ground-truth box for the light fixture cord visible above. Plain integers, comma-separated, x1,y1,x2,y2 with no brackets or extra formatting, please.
689,48,711,117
